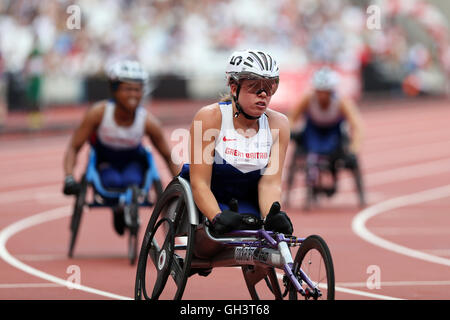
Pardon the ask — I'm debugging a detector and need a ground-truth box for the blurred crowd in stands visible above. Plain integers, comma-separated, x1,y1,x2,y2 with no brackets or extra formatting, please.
0,0,448,113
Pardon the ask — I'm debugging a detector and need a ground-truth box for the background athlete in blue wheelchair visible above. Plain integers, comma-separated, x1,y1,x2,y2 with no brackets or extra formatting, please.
62,60,180,264
287,67,366,210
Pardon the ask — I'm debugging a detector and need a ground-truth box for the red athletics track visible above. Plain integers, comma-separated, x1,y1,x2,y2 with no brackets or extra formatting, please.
0,98,449,300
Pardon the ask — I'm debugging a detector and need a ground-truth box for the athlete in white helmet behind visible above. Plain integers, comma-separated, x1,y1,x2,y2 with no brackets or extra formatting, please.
179,49,293,237
288,66,365,203
62,59,181,235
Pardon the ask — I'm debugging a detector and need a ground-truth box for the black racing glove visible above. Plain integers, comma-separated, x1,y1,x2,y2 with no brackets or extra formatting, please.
211,198,242,234
211,210,242,235
264,201,293,235
63,175,81,195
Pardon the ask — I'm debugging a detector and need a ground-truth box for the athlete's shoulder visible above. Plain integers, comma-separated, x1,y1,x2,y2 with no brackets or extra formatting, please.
265,108,289,129
197,102,221,115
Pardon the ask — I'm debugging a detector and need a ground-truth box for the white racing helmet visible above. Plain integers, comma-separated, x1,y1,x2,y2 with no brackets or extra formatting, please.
106,59,148,84
312,67,339,91
226,49,280,83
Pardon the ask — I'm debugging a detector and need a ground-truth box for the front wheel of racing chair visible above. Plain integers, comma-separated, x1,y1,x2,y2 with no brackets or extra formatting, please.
135,177,197,300
244,235,335,300
289,235,335,300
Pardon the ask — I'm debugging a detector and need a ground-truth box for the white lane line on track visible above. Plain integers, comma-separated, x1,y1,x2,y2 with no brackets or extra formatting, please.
0,283,63,289
15,254,68,261
335,280,450,288
0,205,132,300
352,184,450,267
0,185,62,205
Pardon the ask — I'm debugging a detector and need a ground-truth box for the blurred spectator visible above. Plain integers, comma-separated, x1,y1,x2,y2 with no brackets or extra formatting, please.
0,0,447,107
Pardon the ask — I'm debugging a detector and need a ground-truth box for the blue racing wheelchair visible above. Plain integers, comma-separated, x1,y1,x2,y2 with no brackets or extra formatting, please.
68,146,163,265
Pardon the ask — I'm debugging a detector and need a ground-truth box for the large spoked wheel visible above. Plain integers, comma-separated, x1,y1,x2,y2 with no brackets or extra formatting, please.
136,218,175,300
289,235,335,300
135,180,196,300
68,175,87,258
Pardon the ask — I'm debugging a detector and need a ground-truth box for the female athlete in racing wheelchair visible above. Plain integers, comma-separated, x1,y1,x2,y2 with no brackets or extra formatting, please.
62,60,180,264
134,50,335,299
286,67,366,210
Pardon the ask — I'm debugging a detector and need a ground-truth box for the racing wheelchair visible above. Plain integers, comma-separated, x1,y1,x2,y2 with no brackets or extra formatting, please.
68,147,163,265
134,176,335,300
285,128,366,210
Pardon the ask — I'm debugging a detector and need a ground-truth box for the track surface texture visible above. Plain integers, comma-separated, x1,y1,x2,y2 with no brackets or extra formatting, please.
0,97,449,300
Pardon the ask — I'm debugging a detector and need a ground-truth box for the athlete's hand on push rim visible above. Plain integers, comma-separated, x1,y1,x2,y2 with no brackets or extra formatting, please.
264,201,293,235
63,175,81,195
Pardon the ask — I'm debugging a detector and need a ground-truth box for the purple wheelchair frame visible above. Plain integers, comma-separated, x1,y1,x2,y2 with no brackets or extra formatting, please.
136,177,331,300
189,225,321,298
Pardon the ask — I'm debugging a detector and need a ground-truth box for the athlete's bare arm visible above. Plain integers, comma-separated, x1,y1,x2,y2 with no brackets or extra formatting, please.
63,102,105,176
189,103,222,221
258,109,290,218
145,113,181,176
340,98,364,154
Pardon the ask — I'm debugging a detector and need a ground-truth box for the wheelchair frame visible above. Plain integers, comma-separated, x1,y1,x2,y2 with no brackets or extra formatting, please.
134,176,335,300
68,146,163,265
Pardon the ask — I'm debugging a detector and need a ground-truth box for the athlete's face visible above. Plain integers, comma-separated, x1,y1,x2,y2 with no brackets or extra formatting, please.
315,89,332,108
231,79,276,118
114,82,144,112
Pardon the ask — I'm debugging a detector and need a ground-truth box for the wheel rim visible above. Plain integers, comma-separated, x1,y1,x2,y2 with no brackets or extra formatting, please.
140,218,174,300
289,236,335,300
135,181,196,300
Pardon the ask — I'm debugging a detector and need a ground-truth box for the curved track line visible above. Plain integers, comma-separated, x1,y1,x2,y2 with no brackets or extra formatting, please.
0,205,132,300
352,184,450,267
